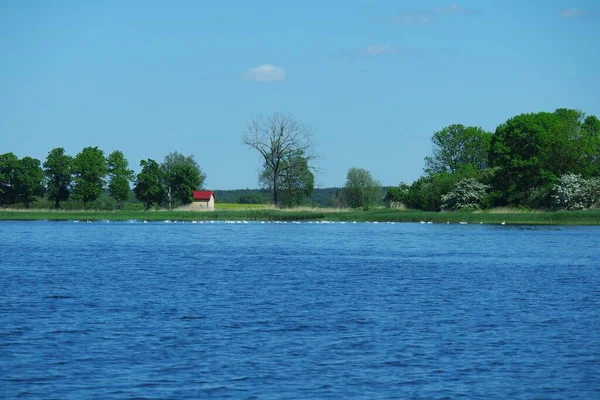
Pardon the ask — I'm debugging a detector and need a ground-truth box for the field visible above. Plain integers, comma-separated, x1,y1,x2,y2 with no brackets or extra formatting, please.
1,207,600,225
214,203,272,210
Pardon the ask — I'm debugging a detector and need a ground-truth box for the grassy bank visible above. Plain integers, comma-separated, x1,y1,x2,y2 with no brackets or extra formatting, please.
1,208,600,225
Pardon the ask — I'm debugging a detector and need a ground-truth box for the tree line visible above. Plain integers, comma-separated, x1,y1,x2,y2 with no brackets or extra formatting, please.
242,112,384,209
385,108,600,211
3,108,598,212
0,148,205,210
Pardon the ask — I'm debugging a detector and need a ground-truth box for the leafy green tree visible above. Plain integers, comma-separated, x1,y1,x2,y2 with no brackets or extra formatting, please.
161,152,206,208
343,168,381,209
106,150,134,208
14,157,45,208
0,152,19,206
403,167,481,211
384,183,410,208
244,113,316,207
72,146,107,205
489,109,599,206
424,124,492,175
280,156,314,207
581,115,600,177
260,152,314,207
43,147,72,208
237,193,266,204
134,159,165,210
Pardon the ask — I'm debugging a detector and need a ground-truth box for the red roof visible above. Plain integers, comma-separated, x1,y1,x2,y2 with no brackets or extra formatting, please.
193,190,214,201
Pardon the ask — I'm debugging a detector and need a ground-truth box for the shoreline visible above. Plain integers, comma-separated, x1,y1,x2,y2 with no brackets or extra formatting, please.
1,209,599,225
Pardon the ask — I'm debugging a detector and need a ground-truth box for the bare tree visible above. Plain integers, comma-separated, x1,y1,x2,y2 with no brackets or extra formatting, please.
244,113,316,206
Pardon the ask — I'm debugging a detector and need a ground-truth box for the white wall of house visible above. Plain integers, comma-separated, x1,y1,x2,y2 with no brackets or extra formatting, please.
192,195,215,210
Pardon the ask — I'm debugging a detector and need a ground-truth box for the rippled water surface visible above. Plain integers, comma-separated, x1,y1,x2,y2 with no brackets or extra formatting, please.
1,221,599,399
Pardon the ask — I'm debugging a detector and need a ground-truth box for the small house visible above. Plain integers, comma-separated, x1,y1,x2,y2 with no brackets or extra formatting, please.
192,190,215,210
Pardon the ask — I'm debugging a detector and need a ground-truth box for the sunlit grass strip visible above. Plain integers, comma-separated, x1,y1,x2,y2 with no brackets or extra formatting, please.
0,209,599,225
214,203,272,210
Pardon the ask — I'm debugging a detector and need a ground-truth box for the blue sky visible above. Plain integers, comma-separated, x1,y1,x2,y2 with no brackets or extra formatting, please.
1,0,598,189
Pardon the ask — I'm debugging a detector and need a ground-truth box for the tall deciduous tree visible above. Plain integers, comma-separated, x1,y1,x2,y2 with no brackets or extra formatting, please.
0,152,19,206
161,152,206,208
424,124,492,175
343,167,381,209
489,109,599,206
107,150,134,208
260,152,314,207
134,159,165,210
43,147,72,208
15,157,45,208
72,146,107,205
244,112,316,207
581,115,600,177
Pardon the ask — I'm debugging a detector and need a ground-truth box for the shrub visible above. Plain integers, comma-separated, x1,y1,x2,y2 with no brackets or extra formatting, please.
551,173,597,210
441,178,490,211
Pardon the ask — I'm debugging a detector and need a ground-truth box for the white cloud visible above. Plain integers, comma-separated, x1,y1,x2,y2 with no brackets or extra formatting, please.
362,44,405,55
243,64,286,82
560,8,591,19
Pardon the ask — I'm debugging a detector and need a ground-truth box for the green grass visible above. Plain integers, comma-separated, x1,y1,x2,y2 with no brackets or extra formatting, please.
214,203,271,210
1,208,600,225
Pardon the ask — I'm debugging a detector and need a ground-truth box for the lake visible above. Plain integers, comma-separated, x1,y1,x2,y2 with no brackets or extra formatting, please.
1,220,599,399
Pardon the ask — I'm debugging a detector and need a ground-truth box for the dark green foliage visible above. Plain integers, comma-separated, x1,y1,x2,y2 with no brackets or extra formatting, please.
238,193,267,204
161,152,206,208
214,188,338,207
107,150,134,208
108,176,131,208
384,183,410,207
134,159,165,210
401,173,469,211
43,147,72,208
307,187,339,207
581,115,600,176
15,157,45,208
424,124,492,174
342,168,381,209
489,109,600,206
264,154,314,208
0,152,19,206
72,147,107,205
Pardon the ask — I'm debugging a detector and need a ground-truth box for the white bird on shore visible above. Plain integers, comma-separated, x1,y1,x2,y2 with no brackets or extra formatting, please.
501,221,506,225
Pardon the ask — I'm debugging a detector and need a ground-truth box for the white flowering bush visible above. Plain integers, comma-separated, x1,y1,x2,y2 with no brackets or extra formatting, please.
588,177,600,208
441,178,490,211
551,174,599,210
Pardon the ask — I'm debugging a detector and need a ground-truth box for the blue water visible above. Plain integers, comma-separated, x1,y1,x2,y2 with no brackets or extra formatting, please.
1,221,599,399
